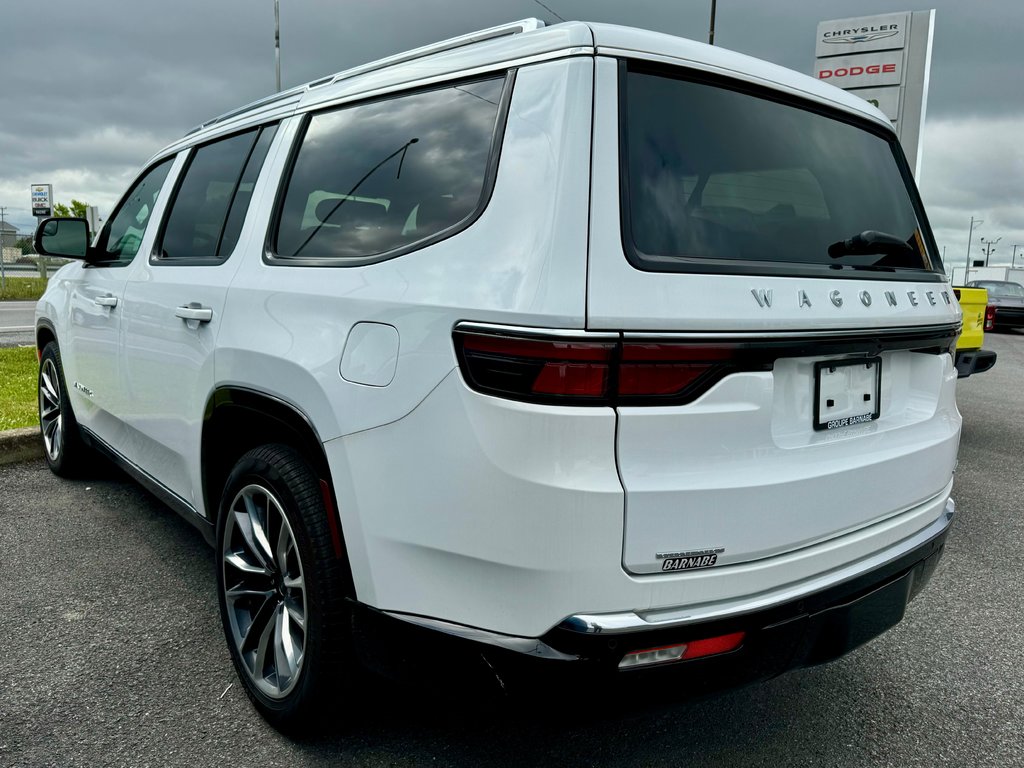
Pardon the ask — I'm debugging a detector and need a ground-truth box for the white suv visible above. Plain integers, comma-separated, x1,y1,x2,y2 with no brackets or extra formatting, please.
34,19,961,730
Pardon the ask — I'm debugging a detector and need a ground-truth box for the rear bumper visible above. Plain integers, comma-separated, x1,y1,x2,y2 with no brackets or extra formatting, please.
955,348,997,377
369,498,953,690
991,307,1024,329
544,499,951,669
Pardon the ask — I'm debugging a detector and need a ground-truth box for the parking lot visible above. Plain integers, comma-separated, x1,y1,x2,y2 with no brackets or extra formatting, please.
1,331,1022,767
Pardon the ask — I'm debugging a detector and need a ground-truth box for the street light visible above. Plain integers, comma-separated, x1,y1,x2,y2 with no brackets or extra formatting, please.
1012,244,1024,269
979,236,1001,266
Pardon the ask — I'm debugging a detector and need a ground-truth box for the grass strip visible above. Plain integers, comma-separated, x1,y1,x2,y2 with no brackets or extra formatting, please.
0,277,48,301
0,347,39,431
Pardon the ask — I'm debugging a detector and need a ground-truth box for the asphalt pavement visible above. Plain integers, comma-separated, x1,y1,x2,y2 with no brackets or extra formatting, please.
1,332,1022,767
0,300,36,348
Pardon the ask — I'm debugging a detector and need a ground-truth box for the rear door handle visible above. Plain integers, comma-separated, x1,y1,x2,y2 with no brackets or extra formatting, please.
174,303,213,323
94,295,118,308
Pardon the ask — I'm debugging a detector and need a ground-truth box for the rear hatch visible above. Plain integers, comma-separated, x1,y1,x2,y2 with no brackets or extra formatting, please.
587,55,961,574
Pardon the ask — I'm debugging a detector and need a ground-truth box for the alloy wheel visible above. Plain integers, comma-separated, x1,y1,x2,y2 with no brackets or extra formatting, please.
39,358,63,462
222,483,308,699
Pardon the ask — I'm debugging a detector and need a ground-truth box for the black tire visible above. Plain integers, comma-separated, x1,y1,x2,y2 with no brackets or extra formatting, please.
216,443,352,733
38,341,92,477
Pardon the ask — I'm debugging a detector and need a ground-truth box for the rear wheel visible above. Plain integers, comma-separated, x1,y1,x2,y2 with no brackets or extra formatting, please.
38,341,92,477
216,444,352,733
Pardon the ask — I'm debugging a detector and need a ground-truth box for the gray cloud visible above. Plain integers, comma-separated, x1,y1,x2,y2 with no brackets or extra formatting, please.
1,0,1022,262
922,116,1024,268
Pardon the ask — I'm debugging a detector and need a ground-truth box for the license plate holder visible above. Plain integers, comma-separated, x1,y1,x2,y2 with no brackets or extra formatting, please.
813,357,881,431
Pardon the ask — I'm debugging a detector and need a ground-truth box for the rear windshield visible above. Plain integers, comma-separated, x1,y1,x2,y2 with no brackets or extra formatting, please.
973,281,1024,298
621,65,942,278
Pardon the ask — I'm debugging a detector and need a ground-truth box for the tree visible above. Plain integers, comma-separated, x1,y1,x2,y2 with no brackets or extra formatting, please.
15,236,34,255
52,199,90,219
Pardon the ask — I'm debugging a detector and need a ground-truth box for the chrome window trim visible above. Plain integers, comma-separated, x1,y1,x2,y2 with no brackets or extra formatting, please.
455,320,961,342
453,320,619,340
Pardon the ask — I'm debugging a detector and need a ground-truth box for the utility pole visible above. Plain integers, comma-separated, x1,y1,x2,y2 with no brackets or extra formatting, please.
1011,244,1023,269
708,0,717,45
964,216,982,285
0,206,7,292
979,236,1001,266
275,0,281,92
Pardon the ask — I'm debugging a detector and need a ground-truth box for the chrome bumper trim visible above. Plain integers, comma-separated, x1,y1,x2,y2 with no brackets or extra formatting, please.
381,612,579,661
561,498,955,636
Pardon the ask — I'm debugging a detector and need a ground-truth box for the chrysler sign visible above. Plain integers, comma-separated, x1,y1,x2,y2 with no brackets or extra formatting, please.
815,13,908,56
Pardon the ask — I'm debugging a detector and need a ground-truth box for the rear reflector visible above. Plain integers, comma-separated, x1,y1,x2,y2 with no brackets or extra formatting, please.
680,631,746,660
618,631,745,669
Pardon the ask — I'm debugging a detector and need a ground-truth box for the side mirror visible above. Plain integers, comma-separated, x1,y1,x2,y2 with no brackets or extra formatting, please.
34,217,91,260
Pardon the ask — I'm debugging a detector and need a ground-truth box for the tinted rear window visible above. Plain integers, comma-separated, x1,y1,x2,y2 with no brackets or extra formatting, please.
622,66,940,277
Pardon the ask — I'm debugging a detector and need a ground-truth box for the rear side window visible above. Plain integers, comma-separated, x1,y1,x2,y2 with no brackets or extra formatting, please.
621,64,942,278
272,76,506,264
156,124,277,263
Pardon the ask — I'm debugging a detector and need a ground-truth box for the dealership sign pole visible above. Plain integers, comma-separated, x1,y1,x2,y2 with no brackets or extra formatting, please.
813,11,935,178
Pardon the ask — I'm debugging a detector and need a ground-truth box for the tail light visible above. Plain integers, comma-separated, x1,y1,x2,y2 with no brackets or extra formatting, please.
985,305,996,331
454,325,959,407
454,331,757,406
455,334,615,403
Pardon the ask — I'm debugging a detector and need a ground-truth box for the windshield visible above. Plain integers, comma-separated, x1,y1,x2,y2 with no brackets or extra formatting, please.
975,281,1024,298
621,65,940,277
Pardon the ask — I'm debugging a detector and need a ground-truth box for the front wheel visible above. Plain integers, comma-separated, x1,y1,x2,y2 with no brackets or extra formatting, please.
216,444,352,732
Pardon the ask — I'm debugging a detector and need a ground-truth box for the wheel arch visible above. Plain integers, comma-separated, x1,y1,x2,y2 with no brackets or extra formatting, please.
36,320,57,356
202,387,353,588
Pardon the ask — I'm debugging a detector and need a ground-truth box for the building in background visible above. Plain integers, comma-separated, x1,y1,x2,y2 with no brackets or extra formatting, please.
0,220,18,249
1,220,21,263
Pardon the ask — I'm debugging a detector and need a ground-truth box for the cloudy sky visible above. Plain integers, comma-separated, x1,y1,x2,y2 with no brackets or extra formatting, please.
2,0,1022,272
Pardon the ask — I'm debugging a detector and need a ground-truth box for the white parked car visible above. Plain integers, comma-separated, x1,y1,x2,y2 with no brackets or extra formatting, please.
34,19,961,731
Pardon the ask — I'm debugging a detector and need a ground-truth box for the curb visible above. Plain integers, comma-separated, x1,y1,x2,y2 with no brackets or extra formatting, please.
0,426,44,465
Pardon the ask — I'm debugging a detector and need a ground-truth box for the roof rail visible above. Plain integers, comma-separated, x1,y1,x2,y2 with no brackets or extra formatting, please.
186,84,307,136
185,18,546,138
329,18,546,87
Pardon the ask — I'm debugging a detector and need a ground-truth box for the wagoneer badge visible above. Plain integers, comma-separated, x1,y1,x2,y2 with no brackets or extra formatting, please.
657,547,725,572
750,287,952,309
